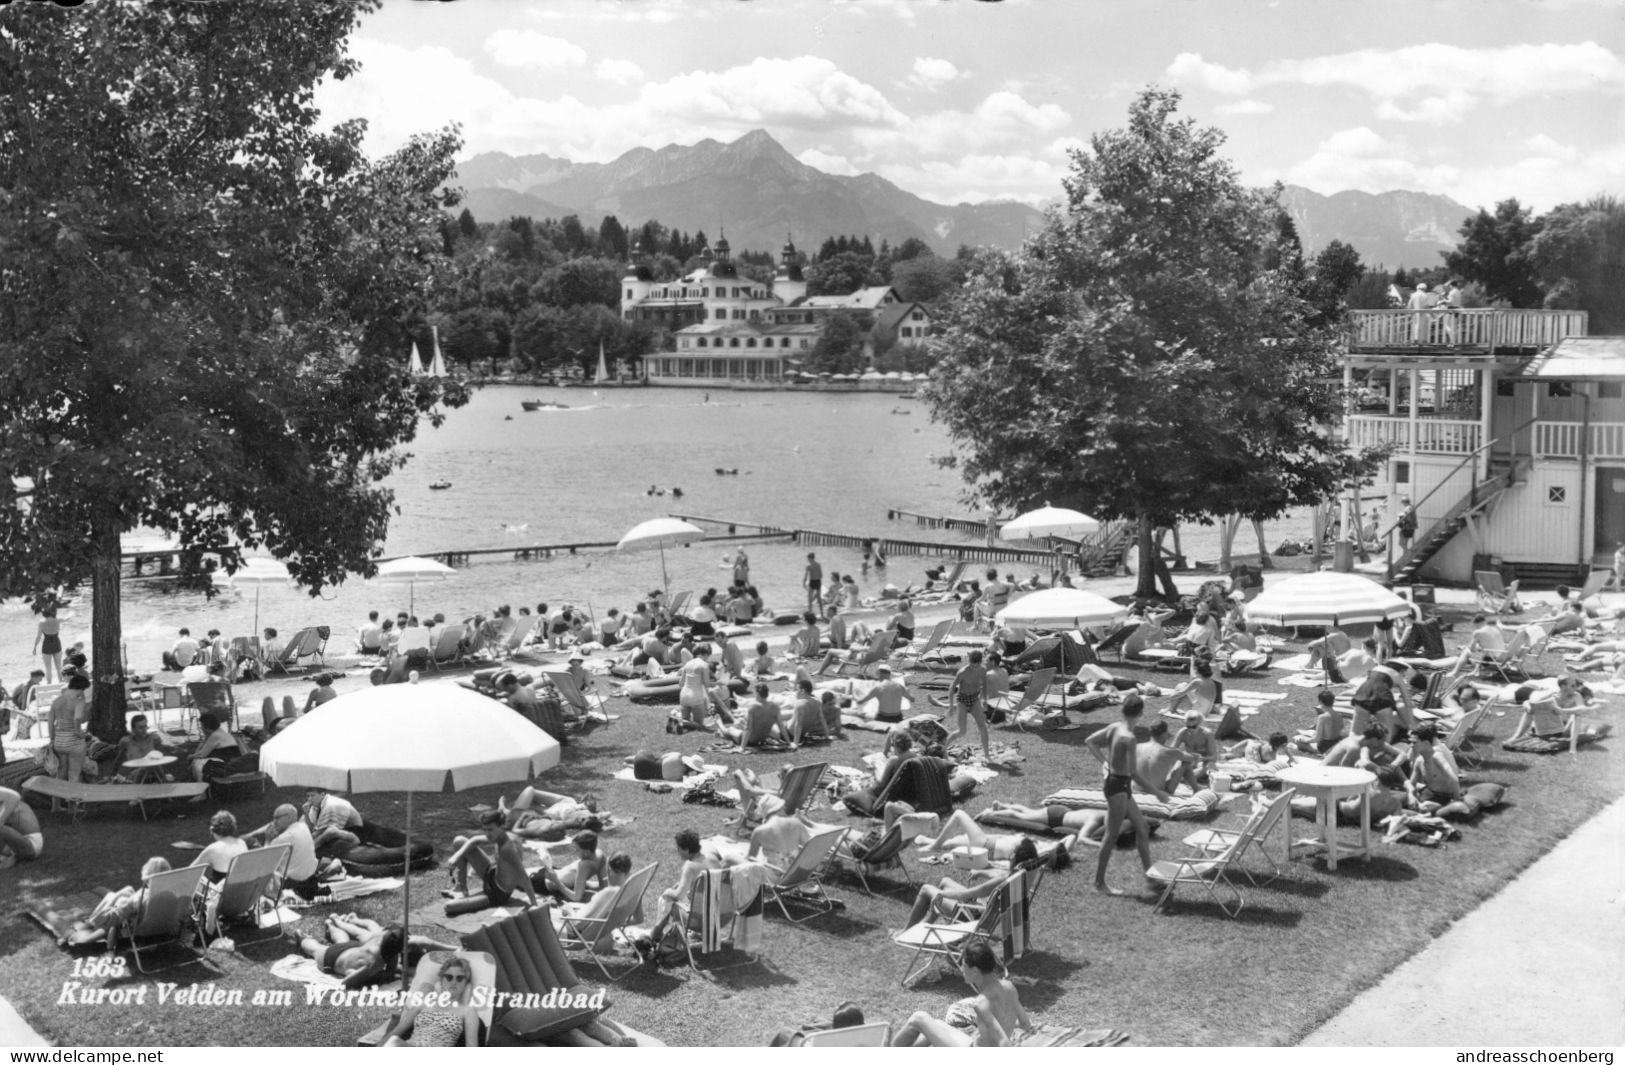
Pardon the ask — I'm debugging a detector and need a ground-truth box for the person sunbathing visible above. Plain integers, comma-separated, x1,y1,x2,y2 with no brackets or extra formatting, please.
714,683,790,750
297,913,457,990
1136,721,1189,799
1292,690,1346,755
1222,731,1297,773
748,642,777,677
746,813,815,867
787,679,831,744
534,829,606,904
496,788,602,841
1172,711,1220,787
852,663,907,722
915,809,1037,862
555,852,636,937
445,810,539,911
0,785,43,866
1507,680,1612,745
891,940,1034,1047
1165,659,1225,718
1403,723,1508,820
1306,625,1352,672
67,857,173,949
381,955,480,1047
900,838,1039,929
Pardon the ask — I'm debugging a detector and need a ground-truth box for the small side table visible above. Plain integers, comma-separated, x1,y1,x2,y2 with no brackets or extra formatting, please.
123,753,177,785
1275,764,1377,871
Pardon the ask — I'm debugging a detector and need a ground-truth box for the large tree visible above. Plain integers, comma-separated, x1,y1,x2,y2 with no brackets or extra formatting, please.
925,88,1369,599
1526,195,1625,334
1444,199,1545,307
0,0,466,736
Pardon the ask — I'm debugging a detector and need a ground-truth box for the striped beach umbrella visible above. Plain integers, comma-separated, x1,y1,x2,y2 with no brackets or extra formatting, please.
1244,571,1413,628
996,588,1127,629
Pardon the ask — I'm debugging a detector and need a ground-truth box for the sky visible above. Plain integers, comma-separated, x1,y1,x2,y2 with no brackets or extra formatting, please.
314,0,1625,213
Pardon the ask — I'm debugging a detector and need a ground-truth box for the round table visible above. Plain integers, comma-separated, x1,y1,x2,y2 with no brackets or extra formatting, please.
122,752,176,785
1275,764,1377,871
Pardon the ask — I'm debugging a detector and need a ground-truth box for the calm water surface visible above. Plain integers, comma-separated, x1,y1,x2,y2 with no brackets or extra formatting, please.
0,385,1311,682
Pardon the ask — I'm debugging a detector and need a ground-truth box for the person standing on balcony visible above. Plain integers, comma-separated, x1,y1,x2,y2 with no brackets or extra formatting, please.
1440,280,1464,344
1408,282,1439,342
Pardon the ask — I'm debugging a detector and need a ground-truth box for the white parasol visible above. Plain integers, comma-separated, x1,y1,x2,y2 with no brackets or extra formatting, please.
373,555,456,615
995,588,1128,629
617,518,706,596
224,558,293,632
1000,503,1101,542
1243,571,1414,629
259,678,560,985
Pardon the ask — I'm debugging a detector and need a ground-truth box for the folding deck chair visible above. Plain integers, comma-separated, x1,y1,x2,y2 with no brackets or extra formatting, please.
834,822,913,896
824,631,897,678
540,669,611,728
891,866,1027,986
498,615,539,657
1179,787,1297,888
1146,790,1295,917
266,627,324,675
1440,701,1491,769
428,623,471,671
892,619,952,668
121,864,209,973
801,1022,892,1046
1468,628,1532,683
987,667,1057,730
1475,571,1523,615
761,824,849,922
205,844,291,942
554,861,660,981
1578,569,1612,600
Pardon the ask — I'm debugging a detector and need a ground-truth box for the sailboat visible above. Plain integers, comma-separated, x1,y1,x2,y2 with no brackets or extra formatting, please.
429,326,448,378
407,341,425,376
594,342,610,386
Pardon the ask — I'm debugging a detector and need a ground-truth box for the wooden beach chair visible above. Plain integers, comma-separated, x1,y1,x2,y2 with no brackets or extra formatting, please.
826,630,897,678
1146,794,1292,917
1179,787,1297,887
498,615,539,657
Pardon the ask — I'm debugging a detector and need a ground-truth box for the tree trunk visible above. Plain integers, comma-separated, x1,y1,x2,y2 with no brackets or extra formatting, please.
88,515,128,741
1253,519,1273,569
1218,515,1242,571
1133,513,1159,599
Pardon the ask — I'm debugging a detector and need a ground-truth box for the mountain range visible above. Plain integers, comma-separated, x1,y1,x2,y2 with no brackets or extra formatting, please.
451,129,1475,270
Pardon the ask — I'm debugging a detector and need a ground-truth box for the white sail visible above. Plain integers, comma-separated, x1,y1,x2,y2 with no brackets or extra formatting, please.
408,341,425,376
429,326,448,378
595,341,609,385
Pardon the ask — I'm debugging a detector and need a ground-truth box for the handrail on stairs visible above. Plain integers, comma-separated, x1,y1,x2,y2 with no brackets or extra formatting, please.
1375,415,1540,577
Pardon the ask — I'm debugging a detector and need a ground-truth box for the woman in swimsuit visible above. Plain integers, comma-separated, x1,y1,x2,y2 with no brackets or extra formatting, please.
382,955,480,1048
192,810,249,884
913,809,1032,861
34,607,62,684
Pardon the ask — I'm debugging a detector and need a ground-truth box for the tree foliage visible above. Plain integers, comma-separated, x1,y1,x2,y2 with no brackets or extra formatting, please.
806,251,881,297
1444,199,1545,306
924,88,1371,598
805,311,867,374
1526,195,1625,334
0,0,467,734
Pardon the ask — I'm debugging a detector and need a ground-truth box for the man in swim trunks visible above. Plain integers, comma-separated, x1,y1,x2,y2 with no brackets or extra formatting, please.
854,664,908,723
1083,694,1158,895
1136,721,1190,798
803,553,823,613
446,809,539,909
0,785,43,864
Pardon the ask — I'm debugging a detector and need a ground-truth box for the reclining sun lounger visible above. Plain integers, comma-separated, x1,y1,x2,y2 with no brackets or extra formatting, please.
23,775,210,822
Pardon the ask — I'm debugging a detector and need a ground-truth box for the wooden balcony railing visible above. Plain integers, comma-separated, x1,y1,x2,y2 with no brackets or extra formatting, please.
1344,415,1482,455
1533,421,1625,460
1348,309,1588,352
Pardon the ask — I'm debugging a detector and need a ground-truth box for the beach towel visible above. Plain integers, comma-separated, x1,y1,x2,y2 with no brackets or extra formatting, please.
696,869,726,954
998,870,1029,965
612,765,725,789
21,889,110,945
727,861,772,954
318,876,404,903
269,954,346,989
1041,787,1218,821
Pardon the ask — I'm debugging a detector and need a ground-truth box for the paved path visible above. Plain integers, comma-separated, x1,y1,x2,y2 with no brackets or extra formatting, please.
0,991,47,1047
1303,793,1625,1047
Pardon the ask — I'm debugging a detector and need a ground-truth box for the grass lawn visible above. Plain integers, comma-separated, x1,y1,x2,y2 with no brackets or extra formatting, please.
2,597,1621,1047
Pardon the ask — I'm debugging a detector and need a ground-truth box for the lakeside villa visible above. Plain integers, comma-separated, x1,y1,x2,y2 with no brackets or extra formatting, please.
621,234,934,387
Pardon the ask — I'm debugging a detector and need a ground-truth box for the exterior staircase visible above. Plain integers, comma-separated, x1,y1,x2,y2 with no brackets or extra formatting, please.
1388,461,1525,583
1077,520,1134,576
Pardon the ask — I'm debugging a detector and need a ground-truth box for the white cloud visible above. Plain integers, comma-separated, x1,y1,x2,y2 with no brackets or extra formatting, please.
595,58,644,85
855,89,1070,157
1216,99,1274,116
903,57,961,92
646,56,906,130
316,40,516,157
483,30,586,70
797,148,860,176
1169,42,1625,123
834,0,920,23
878,152,1069,206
